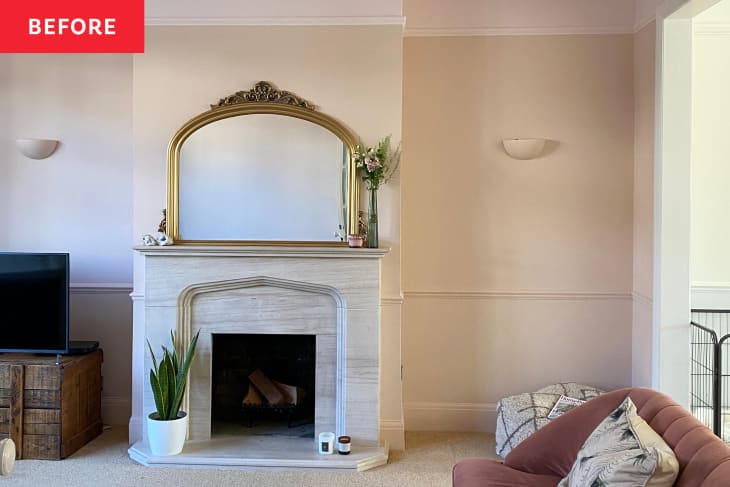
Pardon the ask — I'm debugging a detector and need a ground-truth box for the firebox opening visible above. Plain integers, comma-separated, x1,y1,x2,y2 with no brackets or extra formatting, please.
211,333,316,438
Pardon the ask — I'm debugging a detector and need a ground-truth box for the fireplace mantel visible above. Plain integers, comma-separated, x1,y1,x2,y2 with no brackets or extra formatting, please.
134,244,389,258
129,244,388,470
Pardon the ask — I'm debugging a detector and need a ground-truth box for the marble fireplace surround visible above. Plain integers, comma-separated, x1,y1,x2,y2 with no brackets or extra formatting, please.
128,245,388,470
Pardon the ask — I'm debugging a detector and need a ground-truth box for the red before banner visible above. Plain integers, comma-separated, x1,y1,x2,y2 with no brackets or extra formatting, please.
0,0,144,53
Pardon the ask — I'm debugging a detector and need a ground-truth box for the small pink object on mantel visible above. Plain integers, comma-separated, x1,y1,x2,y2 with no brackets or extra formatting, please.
347,235,364,248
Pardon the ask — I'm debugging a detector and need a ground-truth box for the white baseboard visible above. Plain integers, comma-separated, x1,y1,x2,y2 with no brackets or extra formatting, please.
404,401,498,432
380,419,405,450
102,395,131,427
129,415,143,445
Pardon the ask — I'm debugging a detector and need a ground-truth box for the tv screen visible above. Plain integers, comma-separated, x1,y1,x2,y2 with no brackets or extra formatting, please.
0,253,69,353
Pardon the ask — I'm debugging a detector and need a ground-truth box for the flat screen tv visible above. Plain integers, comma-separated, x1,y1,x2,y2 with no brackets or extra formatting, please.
0,252,69,354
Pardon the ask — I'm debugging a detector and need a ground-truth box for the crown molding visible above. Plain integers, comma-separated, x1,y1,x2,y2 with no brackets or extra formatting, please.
634,15,658,33
145,16,405,27
404,24,636,37
144,15,662,35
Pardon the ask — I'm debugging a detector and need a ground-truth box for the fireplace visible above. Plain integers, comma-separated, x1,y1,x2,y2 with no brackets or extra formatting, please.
211,333,315,438
181,275,338,442
129,245,388,470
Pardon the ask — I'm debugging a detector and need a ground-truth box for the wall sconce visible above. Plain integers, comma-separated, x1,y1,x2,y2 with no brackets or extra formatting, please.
15,138,59,160
502,138,546,160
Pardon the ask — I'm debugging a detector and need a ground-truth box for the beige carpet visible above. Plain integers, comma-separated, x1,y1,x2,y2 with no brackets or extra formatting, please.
6,428,499,486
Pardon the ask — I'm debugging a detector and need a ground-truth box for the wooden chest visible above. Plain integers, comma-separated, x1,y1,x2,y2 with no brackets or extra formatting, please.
0,350,103,460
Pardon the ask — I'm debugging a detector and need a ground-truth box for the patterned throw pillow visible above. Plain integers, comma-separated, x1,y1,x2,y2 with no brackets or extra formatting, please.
558,396,679,487
495,382,603,457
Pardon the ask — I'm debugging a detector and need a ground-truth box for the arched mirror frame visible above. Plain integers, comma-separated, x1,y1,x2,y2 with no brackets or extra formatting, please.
166,82,359,246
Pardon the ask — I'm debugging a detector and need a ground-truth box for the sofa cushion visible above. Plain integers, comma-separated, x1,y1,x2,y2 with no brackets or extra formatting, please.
558,397,678,487
504,389,643,478
456,388,730,487
495,382,603,457
627,400,680,486
453,458,561,487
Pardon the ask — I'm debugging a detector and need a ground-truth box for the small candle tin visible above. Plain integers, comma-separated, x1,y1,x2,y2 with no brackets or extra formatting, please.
337,435,351,455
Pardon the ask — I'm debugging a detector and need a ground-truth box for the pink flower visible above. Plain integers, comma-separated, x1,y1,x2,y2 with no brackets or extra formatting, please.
364,156,382,172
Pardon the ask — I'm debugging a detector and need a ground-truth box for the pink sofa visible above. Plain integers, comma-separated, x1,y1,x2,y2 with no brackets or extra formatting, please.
453,387,730,486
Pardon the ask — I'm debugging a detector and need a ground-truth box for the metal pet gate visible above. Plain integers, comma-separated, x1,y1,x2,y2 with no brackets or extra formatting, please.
690,309,730,442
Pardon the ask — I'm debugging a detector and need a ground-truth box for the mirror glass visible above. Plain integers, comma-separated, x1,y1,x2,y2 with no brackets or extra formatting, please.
177,114,348,242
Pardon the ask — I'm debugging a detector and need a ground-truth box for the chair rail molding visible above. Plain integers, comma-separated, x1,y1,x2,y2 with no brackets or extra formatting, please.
381,295,404,305
691,282,730,309
403,290,632,301
70,283,133,294
632,290,653,306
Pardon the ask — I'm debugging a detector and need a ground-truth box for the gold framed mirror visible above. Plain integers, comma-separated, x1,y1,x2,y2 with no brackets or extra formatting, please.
167,81,359,246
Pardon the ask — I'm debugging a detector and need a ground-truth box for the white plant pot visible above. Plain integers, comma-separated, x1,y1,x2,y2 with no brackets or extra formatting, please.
147,412,188,456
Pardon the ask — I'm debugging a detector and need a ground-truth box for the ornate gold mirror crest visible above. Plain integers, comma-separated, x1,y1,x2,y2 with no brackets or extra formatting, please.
167,81,359,246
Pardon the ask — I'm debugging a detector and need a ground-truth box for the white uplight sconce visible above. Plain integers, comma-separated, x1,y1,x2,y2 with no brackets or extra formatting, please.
15,138,59,160
502,138,546,160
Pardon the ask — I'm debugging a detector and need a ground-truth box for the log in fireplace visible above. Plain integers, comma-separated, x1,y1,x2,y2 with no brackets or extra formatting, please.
211,333,315,435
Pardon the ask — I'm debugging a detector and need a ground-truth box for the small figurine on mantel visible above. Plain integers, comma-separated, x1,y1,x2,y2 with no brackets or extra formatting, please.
157,209,173,246
141,210,173,246
157,209,167,234
141,234,158,246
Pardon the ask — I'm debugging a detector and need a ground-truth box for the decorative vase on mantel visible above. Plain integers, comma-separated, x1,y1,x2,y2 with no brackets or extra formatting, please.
366,183,379,248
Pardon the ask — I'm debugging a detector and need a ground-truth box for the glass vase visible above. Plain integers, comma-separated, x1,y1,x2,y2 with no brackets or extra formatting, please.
366,185,379,248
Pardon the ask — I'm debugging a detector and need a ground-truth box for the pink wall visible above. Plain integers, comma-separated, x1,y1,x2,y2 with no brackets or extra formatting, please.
402,34,636,430
0,54,134,424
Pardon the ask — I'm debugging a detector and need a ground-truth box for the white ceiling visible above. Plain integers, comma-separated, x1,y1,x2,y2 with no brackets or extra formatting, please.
144,0,663,33
695,0,730,23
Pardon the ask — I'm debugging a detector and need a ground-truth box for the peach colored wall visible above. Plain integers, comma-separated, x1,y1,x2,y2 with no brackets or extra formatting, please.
402,34,635,431
131,25,404,448
632,22,656,388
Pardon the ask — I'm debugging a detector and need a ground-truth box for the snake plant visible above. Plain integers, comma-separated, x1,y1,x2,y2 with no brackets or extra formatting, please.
147,330,200,421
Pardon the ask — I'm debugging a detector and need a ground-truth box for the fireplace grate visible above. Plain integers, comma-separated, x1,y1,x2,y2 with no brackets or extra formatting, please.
241,403,303,428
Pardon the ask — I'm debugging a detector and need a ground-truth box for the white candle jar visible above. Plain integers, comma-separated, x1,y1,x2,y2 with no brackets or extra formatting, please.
318,432,335,454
